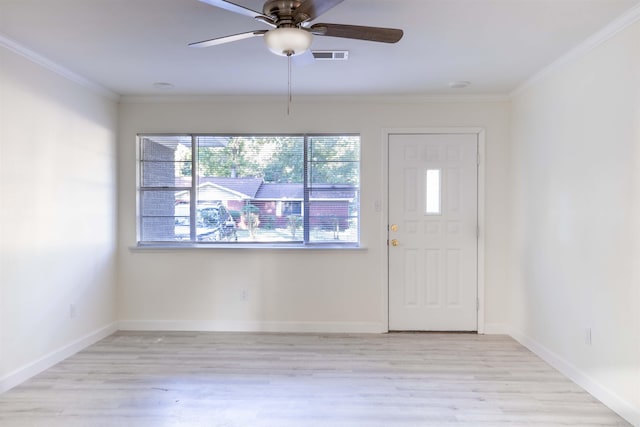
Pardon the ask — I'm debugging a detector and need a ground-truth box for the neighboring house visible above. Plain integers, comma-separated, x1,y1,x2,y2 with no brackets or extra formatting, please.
176,177,355,230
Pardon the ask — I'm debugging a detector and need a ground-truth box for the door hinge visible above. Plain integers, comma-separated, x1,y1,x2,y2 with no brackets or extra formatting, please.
477,152,480,166
476,225,480,238
477,298,480,311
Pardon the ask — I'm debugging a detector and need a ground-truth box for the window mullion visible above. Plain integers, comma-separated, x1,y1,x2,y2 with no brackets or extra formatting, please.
137,139,143,242
303,135,310,243
190,135,197,241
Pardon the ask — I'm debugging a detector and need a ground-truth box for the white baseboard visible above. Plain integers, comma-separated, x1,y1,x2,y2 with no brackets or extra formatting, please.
482,322,511,335
510,328,639,427
0,322,118,394
118,320,387,334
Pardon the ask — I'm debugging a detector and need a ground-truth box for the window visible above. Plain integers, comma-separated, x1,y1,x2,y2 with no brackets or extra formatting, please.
138,134,360,246
425,169,441,215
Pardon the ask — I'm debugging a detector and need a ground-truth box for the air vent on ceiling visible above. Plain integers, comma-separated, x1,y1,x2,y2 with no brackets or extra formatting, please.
312,50,349,61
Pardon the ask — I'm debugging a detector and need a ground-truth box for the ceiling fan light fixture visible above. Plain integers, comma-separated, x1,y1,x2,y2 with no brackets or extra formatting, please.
264,27,312,56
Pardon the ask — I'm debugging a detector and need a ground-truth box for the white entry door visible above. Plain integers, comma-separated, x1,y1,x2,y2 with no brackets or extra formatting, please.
388,133,478,331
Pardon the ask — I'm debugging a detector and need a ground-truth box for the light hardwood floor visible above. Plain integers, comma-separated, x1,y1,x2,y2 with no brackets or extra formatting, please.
0,332,631,426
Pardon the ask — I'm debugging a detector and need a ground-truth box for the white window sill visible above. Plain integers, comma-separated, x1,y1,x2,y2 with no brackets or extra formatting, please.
130,243,366,251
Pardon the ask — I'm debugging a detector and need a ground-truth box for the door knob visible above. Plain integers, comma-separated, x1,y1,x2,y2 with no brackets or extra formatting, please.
391,239,399,247
390,224,399,232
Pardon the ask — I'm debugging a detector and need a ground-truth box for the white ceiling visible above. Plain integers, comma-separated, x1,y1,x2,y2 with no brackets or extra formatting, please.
1,0,638,97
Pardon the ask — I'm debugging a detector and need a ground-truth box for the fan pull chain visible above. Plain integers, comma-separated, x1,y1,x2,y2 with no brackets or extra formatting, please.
287,52,292,115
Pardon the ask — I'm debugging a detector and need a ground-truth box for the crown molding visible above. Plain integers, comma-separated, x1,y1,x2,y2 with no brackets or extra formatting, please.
119,94,510,105
0,33,120,102
511,3,640,98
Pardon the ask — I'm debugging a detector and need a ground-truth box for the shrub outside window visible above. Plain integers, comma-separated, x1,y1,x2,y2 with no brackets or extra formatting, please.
137,134,360,246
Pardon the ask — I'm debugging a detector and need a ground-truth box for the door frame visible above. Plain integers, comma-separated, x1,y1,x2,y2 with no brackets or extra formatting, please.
382,128,486,333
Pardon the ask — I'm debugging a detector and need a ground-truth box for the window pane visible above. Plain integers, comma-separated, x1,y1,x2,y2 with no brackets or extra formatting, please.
308,136,360,186
307,135,360,243
426,169,441,215
141,136,192,187
308,198,359,243
140,190,190,241
196,135,304,243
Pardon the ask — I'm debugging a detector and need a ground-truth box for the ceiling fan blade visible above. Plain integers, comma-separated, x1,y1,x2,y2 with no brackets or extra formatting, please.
198,0,270,21
294,0,344,24
189,30,268,48
310,23,403,43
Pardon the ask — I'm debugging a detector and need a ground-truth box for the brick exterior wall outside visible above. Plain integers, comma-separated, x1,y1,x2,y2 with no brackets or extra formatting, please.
140,139,178,241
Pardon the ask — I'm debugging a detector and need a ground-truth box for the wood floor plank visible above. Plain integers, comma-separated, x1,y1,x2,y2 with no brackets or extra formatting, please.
0,332,631,426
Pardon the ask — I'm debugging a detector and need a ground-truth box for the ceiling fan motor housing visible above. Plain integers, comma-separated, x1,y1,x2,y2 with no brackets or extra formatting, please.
263,0,306,26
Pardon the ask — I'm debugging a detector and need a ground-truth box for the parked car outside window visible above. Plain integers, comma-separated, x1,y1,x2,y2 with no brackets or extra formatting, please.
175,202,237,241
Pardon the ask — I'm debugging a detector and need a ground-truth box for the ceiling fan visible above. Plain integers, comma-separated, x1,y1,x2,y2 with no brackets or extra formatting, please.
189,0,404,57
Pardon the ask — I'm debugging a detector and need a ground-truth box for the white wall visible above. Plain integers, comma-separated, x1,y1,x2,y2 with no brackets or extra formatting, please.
118,96,511,333
509,20,640,424
2,16,636,425
0,46,119,391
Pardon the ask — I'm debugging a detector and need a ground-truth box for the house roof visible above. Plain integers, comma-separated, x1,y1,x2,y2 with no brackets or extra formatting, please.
255,183,303,200
199,177,263,199
178,176,356,200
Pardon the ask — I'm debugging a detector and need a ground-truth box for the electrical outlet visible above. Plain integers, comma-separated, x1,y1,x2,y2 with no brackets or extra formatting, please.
240,289,249,301
69,303,77,319
585,327,592,345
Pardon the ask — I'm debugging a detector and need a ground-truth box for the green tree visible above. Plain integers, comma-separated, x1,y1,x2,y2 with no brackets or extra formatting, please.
175,143,192,177
198,137,261,178
196,136,304,182
308,136,359,185
193,135,358,186
262,137,304,183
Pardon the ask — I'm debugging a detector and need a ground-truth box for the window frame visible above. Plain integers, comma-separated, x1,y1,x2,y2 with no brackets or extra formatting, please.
136,133,361,248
